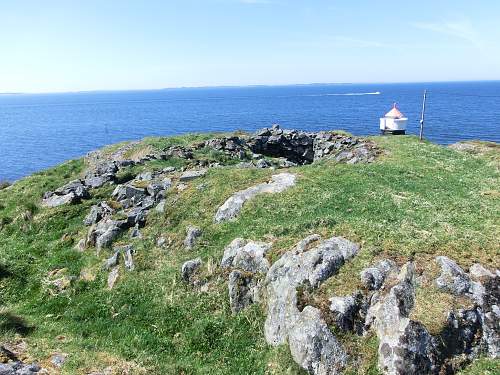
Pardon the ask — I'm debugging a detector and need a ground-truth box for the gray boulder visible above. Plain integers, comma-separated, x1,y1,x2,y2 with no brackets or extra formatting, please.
54,179,89,199
480,275,500,358
42,179,90,207
220,238,271,273
360,259,397,290
222,238,272,313
288,306,347,375
89,219,127,251
184,226,202,250
255,159,272,168
329,292,365,332
215,173,296,223
366,263,439,375
228,270,259,314
84,202,113,226
181,258,202,283
41,192,76,208
264,235,359,346
102,250,120,270
0,362,42,374
112,184,147,204
435,256,471,295
179,169,207,181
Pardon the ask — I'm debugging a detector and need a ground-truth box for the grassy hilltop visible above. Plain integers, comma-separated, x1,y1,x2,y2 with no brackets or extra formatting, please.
0,133,498,374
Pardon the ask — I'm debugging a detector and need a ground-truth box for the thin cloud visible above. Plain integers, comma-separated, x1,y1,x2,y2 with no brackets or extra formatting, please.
412,20,485,49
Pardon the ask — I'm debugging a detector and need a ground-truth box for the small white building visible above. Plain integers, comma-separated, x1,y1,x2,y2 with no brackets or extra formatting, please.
380,103,407,135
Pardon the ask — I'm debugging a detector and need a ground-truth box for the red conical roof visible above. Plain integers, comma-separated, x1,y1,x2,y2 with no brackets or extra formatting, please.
385,103,405,119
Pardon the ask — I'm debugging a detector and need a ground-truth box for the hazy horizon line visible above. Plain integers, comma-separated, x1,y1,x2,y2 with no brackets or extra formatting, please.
1,79,499,95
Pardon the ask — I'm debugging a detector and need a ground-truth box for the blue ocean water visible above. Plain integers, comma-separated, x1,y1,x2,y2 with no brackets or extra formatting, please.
0,81,499,181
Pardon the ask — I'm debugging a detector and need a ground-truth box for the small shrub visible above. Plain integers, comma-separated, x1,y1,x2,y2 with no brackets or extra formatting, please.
0,181,11,190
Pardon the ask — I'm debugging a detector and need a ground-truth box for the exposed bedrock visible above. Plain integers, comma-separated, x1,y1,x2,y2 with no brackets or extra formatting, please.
288,306,347,375
42,179,90,207
203,124,378,165
434,256,499,359
365,262,440,375
214,173,296,223
221,238,272,313
264,235,359,346
263,235,358,374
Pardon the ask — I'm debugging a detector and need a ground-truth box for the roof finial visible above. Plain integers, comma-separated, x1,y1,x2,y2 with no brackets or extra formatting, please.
393,102,397,109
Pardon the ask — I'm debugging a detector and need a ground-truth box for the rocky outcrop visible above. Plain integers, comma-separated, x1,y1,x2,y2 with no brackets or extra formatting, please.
221,239,272,313
215,173,296,223
181,258,202,284
202,125,378,166
435,256,472,296
329,292,366,333
366,263,439,375
220,238,271,273
0,361,42,374
179,169,207,182
184,226,202,250
83,171,173,250
288,306,347,375
84,202,114,226
83,161,119,188
435,257,499,359
264,235,359,346
228,270,259,314
88,218,128,252
360,259,397,291
42,180,90,207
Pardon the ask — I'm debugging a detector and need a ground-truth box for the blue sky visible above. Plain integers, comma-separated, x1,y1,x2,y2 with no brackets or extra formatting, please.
1,0,500,92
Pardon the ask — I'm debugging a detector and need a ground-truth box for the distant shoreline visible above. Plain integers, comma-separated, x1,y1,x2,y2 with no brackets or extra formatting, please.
2,79,499,96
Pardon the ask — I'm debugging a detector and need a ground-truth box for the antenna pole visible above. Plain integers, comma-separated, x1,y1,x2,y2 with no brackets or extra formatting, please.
419,90,427,141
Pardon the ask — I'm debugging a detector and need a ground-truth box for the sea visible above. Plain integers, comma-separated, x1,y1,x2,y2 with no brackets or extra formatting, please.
0,81,499,181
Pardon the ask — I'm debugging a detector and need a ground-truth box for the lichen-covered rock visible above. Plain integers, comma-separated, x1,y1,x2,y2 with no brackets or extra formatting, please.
329,292,365,333
264,235,359,346
42,179,90,207
102,250,120,271
439,308,482,364
89,219,127,251
469,263,496,279
228,270,259,314
112,184,147,205
184,226,202,250
222,238,272,313
435,256,471,295
181,258,202,283
360,259,397,290
366,263,439,375
288,306,347,375
179,169,207,181
478,273,500,358
0,361,42,374
84,202,114,226
220,238,271,273
215,173,296,223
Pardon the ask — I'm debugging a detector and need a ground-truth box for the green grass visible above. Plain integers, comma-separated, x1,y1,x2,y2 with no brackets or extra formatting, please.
0,135,498,374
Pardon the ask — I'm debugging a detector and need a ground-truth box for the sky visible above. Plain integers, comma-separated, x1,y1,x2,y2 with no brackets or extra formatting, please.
1,0,500,93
